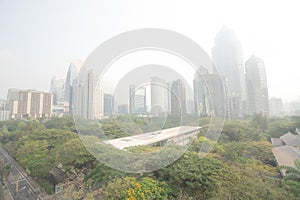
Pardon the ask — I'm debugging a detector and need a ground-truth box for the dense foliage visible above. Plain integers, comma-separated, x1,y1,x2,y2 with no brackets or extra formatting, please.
0,114,299,198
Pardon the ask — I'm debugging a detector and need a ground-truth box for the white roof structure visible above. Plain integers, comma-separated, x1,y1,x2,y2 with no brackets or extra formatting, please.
104,126,201,150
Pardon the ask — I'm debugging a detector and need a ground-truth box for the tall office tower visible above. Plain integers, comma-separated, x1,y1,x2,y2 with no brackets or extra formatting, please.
0,99,9,121
193,66,227,117
103,94,114,116
129,85,146,115
151,77,168,116
269,97,284,116
170,79,186,116
166,82,172,113
245,55,270,116
65,60,82,115
212,26,246,118
73,68,104,120
50,76,65,116
9,89,53,119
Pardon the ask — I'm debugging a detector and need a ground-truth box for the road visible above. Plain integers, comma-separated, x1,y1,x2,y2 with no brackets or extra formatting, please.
0,146,43,200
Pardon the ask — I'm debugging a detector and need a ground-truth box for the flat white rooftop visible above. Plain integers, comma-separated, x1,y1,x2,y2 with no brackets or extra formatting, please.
103,126,201,150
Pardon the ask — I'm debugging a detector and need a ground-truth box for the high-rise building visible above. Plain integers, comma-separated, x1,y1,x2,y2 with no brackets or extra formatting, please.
65,60,82,115
245,55,270,116
269,97,284,116
50,76,65,116
104,94,114,116
151,77,168,116
193,68,227,117
118,104,129,115
171,79,186,116
212,26,246,118
73,68,104,120
0,99,9,121
129,85,146,115
8,89,53,119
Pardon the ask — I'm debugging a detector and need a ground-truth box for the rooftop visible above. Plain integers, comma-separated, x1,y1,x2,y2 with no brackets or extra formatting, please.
104,126,201,150
272,146,300,168
280,132,300,146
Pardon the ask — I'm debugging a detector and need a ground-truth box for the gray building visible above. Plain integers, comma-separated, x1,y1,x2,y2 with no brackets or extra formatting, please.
212,26,246,118
103,94,114,116
151,77,168,116
50,76,65,116
269,97,284,116
65,60,82,115
245,55,270,116
171,79,186,116
129,85,146,115
193,67,227,117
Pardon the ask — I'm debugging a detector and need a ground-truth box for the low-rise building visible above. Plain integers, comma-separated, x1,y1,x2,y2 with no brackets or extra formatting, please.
104,126,201,150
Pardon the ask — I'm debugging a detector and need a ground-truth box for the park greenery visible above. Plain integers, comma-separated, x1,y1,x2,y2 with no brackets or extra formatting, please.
0,114,299,199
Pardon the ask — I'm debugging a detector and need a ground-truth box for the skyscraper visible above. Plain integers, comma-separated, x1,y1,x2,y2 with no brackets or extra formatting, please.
193,67,227,117
129,85,146,115
212,26,246,118
171,79,186,116
151,77,168,116
73,68,104,120
65,60,82,115
50,76,65,116
245,55,270,116
104,93,114,116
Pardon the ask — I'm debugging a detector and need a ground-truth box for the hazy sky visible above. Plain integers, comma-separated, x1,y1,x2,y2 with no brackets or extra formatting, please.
1,0,300,102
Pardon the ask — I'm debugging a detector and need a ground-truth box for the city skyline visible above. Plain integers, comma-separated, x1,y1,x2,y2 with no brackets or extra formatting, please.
1,1,300,103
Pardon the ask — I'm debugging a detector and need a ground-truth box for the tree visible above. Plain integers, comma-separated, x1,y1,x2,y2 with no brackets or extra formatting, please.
102,177,170,200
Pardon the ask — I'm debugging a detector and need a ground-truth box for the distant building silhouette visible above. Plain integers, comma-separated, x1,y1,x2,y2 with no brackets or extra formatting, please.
269,97,284,116
212,26,246,118
171,79,186,116
151,77,168,117
104,94,114,116
65,60,82,115
129,85,146,115
50,76,65,116
245,55,270,116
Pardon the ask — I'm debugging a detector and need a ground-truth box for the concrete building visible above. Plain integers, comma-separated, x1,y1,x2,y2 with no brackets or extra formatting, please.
212,26,246,118
245,55,270,116
0,99,9,121
103,94,114,116
104,126,201,150
170,79,186,116
151,77,168,116
193,67,227,117
129,85,146,115
73,68,104,120
8,89,53,119
269,97,284,116
50,76,65,116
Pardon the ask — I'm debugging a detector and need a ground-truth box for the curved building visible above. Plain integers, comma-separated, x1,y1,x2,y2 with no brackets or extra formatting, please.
65,60,82,115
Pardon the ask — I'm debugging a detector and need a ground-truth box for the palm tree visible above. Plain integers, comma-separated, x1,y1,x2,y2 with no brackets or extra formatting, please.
279,160,300,181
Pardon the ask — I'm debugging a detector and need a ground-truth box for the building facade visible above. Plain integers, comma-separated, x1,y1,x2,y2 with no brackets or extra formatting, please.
65,60,82,115
171,79,186,116
212,26,246,118
129,85,146,115
8,89,53,119
245,55,270,116
150,77,168,116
